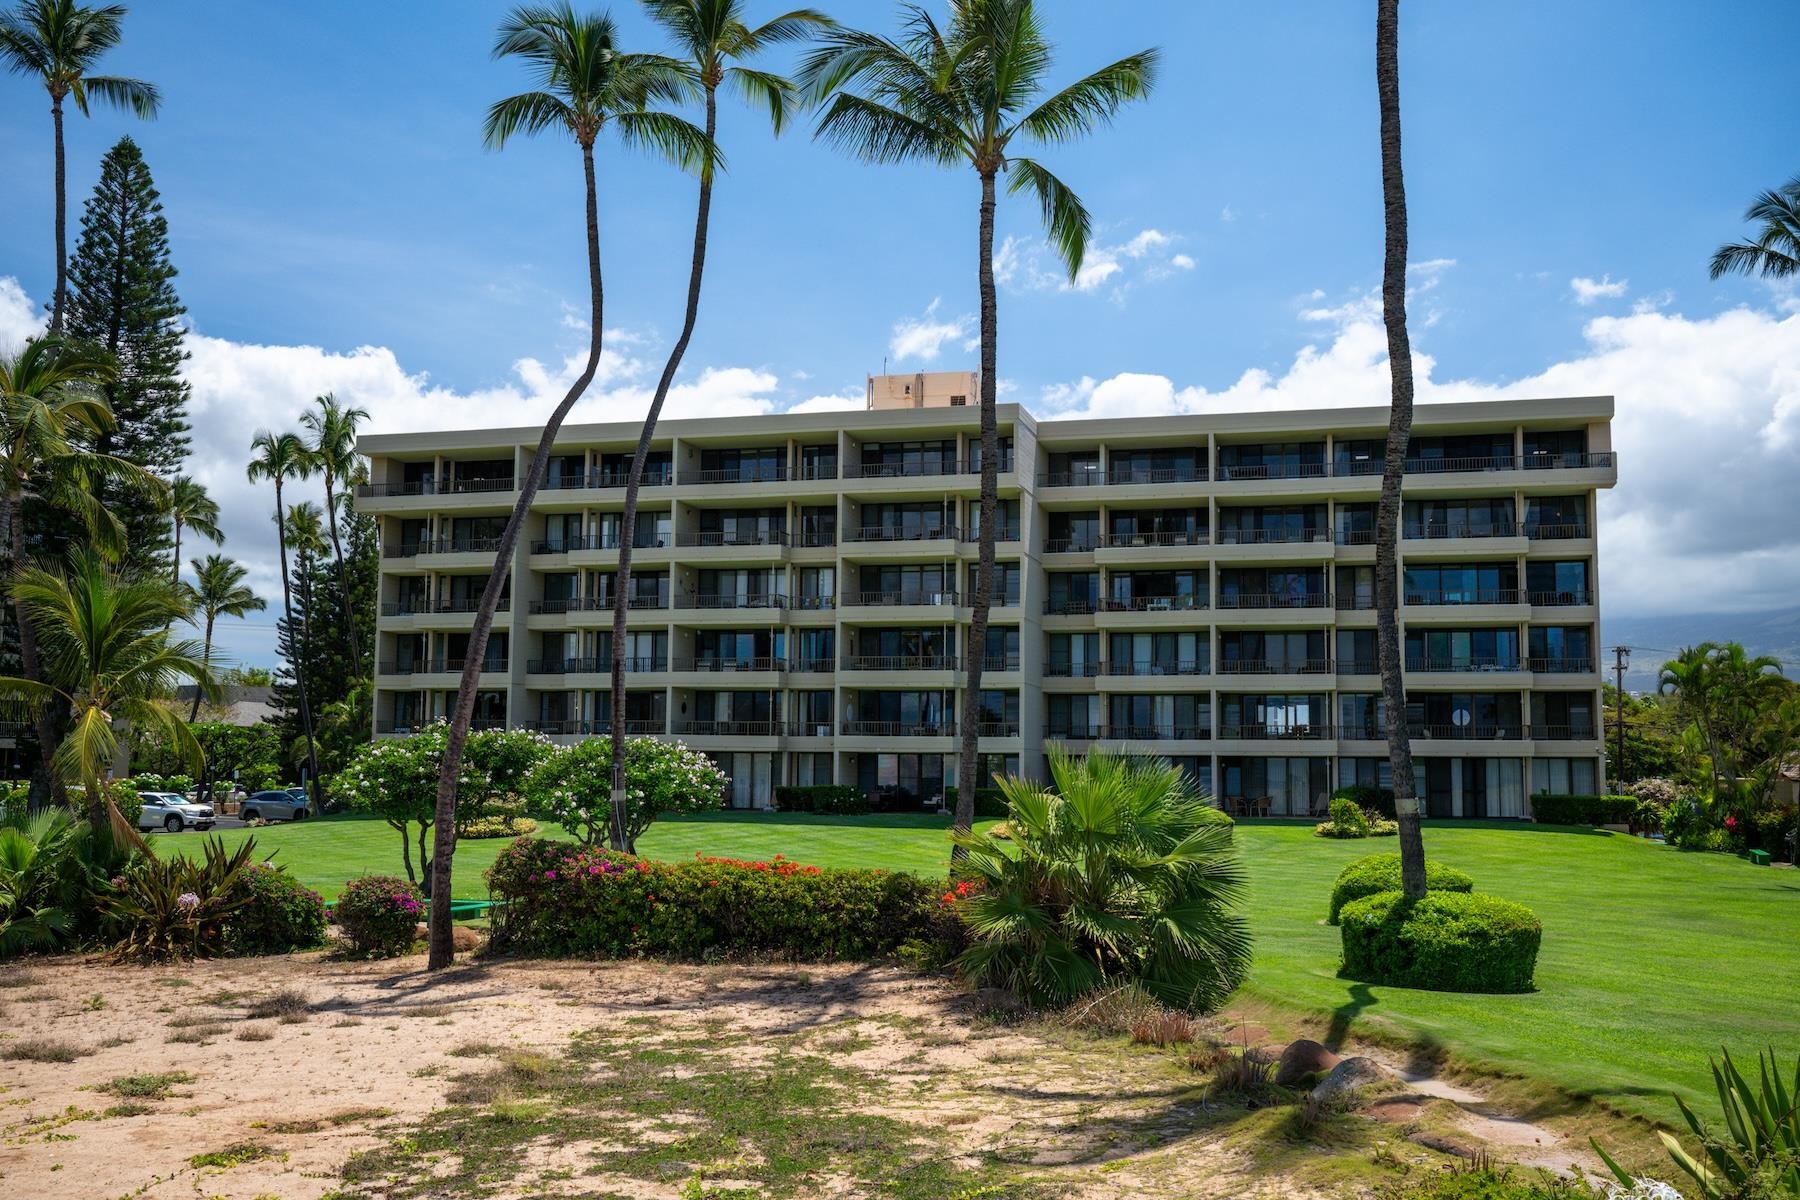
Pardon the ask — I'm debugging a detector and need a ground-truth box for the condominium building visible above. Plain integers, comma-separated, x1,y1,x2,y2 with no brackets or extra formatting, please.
357,373,1615,819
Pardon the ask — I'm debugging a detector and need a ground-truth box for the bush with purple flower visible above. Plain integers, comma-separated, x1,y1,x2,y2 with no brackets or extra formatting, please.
334,875,425,958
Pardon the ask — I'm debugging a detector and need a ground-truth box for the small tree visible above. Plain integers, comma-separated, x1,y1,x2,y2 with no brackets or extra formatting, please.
460,726,554,837
331,724,482,883
527,736,727,851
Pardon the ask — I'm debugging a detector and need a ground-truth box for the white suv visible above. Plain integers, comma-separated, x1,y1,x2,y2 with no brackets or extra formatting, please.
137,792,216,834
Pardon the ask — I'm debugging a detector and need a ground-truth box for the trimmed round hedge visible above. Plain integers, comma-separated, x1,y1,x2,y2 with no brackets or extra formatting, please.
1327,853,1474,924
1338,890,1542,993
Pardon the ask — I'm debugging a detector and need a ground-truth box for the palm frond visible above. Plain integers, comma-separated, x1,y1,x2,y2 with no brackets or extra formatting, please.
1006,155,1089,278
73,72,159,118
612,108,718,175
1011,50,1158,145
812,91,962,166
483,89,576,148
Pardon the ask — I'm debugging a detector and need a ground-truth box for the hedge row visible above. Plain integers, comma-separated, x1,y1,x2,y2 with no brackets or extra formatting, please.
943,786,1008,819
1327,853,1474,923
1338,890,1542,993
485,837,954,961
1530,793,1636,826
772,785,871,815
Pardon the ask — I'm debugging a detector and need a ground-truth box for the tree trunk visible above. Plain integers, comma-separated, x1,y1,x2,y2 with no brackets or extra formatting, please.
190,612,213,722
398,820,414,883
954,168,1001,851
322,473,362,675
272,482,322,815
171,519,183,585
1375,0,1425,899
427,139,607,970
7,490,66,816
51,95,67,335
610,88,717,849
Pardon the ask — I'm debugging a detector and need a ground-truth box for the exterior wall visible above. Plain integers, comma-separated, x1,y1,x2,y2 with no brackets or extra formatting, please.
357,396,1616,816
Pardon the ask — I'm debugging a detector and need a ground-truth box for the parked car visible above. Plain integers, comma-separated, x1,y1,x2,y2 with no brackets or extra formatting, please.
137,792,215,833
240,789,311,822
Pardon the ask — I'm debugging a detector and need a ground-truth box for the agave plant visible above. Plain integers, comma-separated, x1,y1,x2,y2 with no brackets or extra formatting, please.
1596,1048,1800,1198
105,835,258,963
948,746,1252,1012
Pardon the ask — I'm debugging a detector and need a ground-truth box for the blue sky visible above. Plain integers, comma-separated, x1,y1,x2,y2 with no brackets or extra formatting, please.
3,0,1800,667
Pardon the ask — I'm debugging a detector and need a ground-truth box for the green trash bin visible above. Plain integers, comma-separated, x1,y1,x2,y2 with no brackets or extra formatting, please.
1748,849,1771,866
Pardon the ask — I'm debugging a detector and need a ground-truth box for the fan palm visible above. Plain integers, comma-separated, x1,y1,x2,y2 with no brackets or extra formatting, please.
1371,0,1426,896
1710,175,1800,281
421,3,711,969
298,392,369,673
0,554,214,847
802,0,1158,843
245,430,321,812
949,746,1251,1012
604,0,828,850
0,807,85,953
184,554,265,721
166,475,221,585
0,0,160,333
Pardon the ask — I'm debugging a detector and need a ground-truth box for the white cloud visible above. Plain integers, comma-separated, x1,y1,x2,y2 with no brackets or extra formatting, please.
0,277,45,351
1571,274,1629,305
1170,253,1196,271
1219,205,1237,223
997,227,1194,299
888,298,973,362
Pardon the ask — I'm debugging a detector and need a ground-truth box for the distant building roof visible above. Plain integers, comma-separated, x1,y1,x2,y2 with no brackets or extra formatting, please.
174,684,277,727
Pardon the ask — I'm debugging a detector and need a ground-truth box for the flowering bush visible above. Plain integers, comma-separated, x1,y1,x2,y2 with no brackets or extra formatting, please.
524,736,728,850
485,838,953,961
223,861,327,955
334,875,424,958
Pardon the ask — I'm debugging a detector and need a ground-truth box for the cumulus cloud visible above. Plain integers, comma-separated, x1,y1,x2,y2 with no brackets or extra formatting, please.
995,226,1194,299
0,277,45,351
1037,301,1800,616
1571,274,1629,304
888,298,973,362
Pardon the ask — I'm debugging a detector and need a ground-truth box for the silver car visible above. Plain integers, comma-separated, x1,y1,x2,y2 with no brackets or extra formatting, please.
137,792,215,833
240,790,311,822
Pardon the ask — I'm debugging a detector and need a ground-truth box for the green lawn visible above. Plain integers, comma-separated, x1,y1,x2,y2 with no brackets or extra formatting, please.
206,812,1796,1120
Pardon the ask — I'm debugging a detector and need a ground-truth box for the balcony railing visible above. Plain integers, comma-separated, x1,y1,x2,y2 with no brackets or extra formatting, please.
1100,529,1209,548
1527,656,1596,673
673,656,784,672
1043,537,1100,554
379,718,505,734
521,718,665,735
1405,589,1524,606
1337,658,1378,675
1098,595,1207,612
1522,451,1614,470
689,464,789,484
1219,658,1334,675
378,656,506,675
1217,591,1331,610
678,719,784,737
413,597,512,615
788,720,837,737
530,533,673,554
844,590,958,607
1217,723,1331,740
529,594,669,613
1045,725,1103,740
846,524,959,543
1106,467,1206,485
795,530,837,548
1398,455,1518,475
1528,590,1592,606
1045,661,1102,678
788,656,836,673
1215,527,1328,546
548,468,673,489
844,654,957,671
976,720,1022,738
1533,723,1599,740
1106,724,1211,741
1335,594,1375,611
983,652,1021,672
1409,723,1526,740
386,536,505,558
1037,469,1105,488
1215,461,1328,481
358,477,513,497
790,595,836,611
525,656,665,674
1335,529,1377,546
1044,598,1098,616
1405,656,1523,672
840,719,956,737
961,527,1021,543
1404,524,1519,541
1525,523,1592,540
676,593,787,610
843,459,967,480
1103,659,1208,677
676,529,789,548
795,462,839,481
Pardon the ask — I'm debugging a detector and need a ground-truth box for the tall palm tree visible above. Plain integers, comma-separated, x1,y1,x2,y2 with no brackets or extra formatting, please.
604,0,828,849
1659,641,1790,796
0,0,160,334
298,392,369,673
1710,175,1800,281
166,474,221,585
421,3,710,969
803,0,1158,843
1373,0,1425,898
245,430,321,813
0,553,213,847
184,553,264,721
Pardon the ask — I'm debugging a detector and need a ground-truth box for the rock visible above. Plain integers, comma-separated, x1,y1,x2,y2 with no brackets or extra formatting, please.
414,921,429,939
1274,1038,1342,1086
451,925,483,952
1310,1056,1397,1106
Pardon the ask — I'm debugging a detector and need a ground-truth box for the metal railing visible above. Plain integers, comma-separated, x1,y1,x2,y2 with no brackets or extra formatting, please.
1218,658,1334,675
1334,529,1377,546
1527,656,1596,673
676,593,788,610
843,590,958,607
1408,723,1525,740
380,656,506,675
1525,523,1592,540
676,529,790,548
1100,529,1209,548
843,654,957,671
789,595,836,611
984,652,1022,671
1533,723,1599,740
1043,598,1098,616
843,459,967,479
521,718,665,735
795,530,838,547
1098,595,1208,612
673,656,784,672
788,656,836,673
1043,537,1100,554
1217,723,1330,740
1405,656,1524,672
1037,469,1105,488
1215,461,1328,481
975,720,1022,738
1102,659,1209,677
1404,589,1524,606
525,656,665,674
1217,591,1330,610
1528,590,1592,606
840,719,956,737
412,597,512,615
1214,527,1329,546
1404,524,1519,540
1044,661,1102,677
846,524,960,543
1106,467,1206,485
1105,724,1211,741
678,719,784,737
961,527,1021,543
688,464,789,484
386,536,505,558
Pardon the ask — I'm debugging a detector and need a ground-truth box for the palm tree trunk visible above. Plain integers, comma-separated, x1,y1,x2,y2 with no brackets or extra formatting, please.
954,167,1001,848
428,138,606,970
322,473,362,675
50,94,67,335
272,483,322,816
1375,0,1425,899
190,612,214,723
609,88,717,849
170,518,183,586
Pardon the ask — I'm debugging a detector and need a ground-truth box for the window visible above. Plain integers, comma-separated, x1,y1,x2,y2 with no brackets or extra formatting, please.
1402,498,1517,539
1046,632,1100,676
1532,757,1597,796
1525,560,1589,603
1404,562,1518,605
1046,571,1100,613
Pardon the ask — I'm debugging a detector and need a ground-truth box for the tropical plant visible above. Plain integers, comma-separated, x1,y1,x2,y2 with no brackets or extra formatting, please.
246,429,321,811
0,807,88,954
604,0,827,856
946,747,1251,1012
222,861,327,956
166,476,221,585
1659,643,1795,799
0,554,214,843
802,0,1158,845
422,1,710,969
525,734,728,850
105,834,257,962
1596,1048,1800,1199
1370,0,1427,897
282,501,328,771
0,0,161,333
330,723,482,882
298,392,369,673
183,554,265,721
333,874,423,959
1710,175,1800,282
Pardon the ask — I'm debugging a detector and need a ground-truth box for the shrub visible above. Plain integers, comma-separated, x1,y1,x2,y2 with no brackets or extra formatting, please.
1335,784,1396,818
1529,793,1636,826
1,808,111,957
1315,797,1373,839
947,747,1250,1013
943,786,1008,819
1327,853,1475,924
485,838,951,961
461,813,538,839
106,837,258,962
525,736,728,850
333,875,423,959
1371,1167,1602,1198
223,862,326,955
1338,890,1541,993
772,785,870,815
1625,778,1682,807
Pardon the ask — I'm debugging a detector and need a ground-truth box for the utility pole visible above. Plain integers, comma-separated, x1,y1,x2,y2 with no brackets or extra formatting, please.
1610,645,1630,785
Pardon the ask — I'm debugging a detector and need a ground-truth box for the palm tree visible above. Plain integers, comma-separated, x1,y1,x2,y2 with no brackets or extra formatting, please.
184,553,264,721
1372,0,1426,898
166,475,221,585
1710,175,1800,280
1659,642,1790,796
0,0,160,334
245,430,322,813
949,747,1251,1012
421,3,710,969
298,392,369,673
803,0,1158,845
0,554,213,846
605,0,828,849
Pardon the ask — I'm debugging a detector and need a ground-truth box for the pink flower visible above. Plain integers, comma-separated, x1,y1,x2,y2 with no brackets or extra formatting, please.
544,869,557,880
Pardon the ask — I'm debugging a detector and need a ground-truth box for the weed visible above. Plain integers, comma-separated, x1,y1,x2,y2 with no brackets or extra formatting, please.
1131,1010,1199,1047
188,1142,283,1169
102,1071,194,1100
2,1038,87,1063
81,993,107,1012
168,1024,228,1044
266,1107,392,1134
96,1034,134,1049
244,987,310,1020
1193,1046,1282,1106
235,1024,274,1042
102,1102,153,1118
330,1016,362,1028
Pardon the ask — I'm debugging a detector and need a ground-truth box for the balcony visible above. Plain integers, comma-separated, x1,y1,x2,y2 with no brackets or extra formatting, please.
1337,658,1378,675
789,595,836,612
557,467,673,489
1106,724,1211,741
1045,724,1102,741
1527,656,1595,673
1219,658,1333,675
1408,723,1526,741
385,536,505,559
676,530,789,549
1528,590,1593,606
376,716,507,735
1037,469,1105,488
1107,467,1206,486
529,594,669,614
522,718,665,735
673,656,784,672
1214,527,1328,546
795,530,837,548
843,654,957,671
843,459,968,480
1335,529,1377,546
530,534,672,554
676,593,787,610
391,596,511,616
788,656,836,673
840,719,956,737
358,476,514,498
1098,595,1208,613
844,590,958,607
1405,524,1520,541
1405,656,1523,673
976,720,1022,737
1215,462,1328,482
1043,537,1099,554
1044,598,1098,616
1405,589,1524,606
689,464,789,485
525,656,665,675
1217,591,1331,611
1100,529,1209,549
1525,523,1592,541
961,527,1021,543
845,524,960,543
1045,661,1102,678
1533,723,1599,740
678,719,784,737
1217,723,1330,740
1102,659,1208,677
983,652,1021,672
